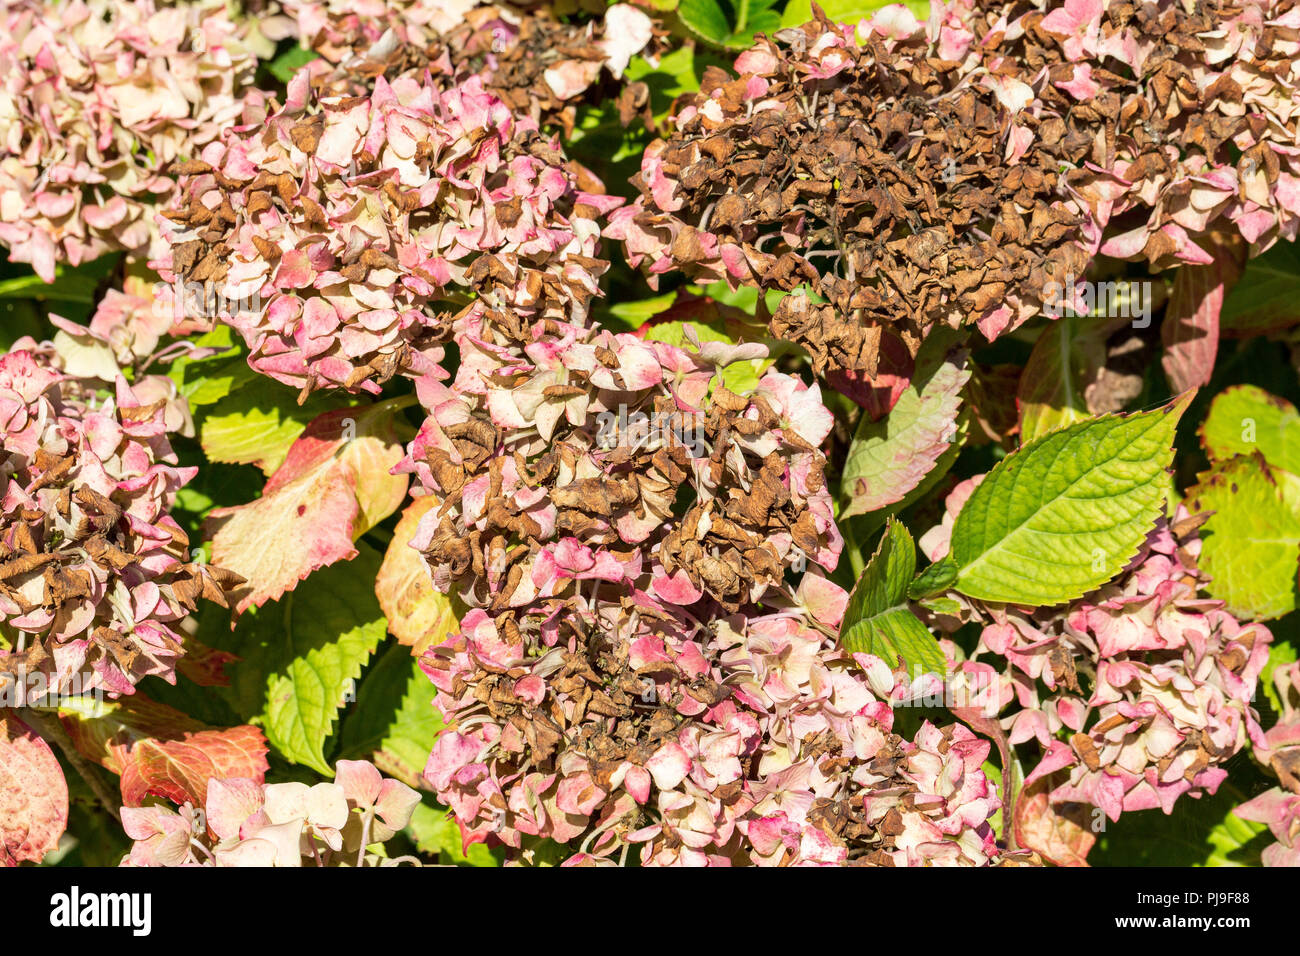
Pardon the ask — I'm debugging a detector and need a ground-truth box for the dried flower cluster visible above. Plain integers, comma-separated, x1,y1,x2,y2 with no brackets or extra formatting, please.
0,343,237,699
610,0,1300,397
160,68,616,397
122,758,421,866
0,0,282,281
280,1,657,131
1,0,1293,873
921,479,1271,824
958,0,1300,268
407,309,998,864
607,11,1089,395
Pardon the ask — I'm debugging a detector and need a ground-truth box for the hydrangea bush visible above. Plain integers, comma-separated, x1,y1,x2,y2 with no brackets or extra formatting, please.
1,0,1299,871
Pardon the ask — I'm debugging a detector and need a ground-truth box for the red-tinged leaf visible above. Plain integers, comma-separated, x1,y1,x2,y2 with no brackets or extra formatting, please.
375,496,460,655
0,710,68,865
636,288,765,343
1013,776,1096,867
1161,239,1245,392
175,639,240,687
118,724,269,808
266,405,409,531
60,695,268,808
205,402,409,613
826,328,914,418
840,337,968,518
208,465,360,614
965,362,1021,448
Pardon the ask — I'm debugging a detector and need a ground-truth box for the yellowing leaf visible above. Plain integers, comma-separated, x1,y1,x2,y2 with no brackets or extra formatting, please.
207,403,409,613
376,496,460,655
59,695,268,807
1186,453,1300,621
1199,384,1300,476
199,376,349,475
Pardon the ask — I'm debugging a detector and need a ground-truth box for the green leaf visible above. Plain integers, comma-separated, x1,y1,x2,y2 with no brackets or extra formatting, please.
338,641,444,790
54,784,133,867
182,356,258,407
840,337,969,518
1219,239,1300,337
168,326,252,407
949,396,1191,606
677,0,732,45
0,255,118,308
678,0,783,49
839,518,947,676
1200,384,1300,475
200,376,350,474
780,0,930,29
908,556,958,599
0,300,47,352
1186,454,1300,620
1261,636,1298,715
268,45,319,83
1091,780,1269,866
230,545,386,775
917,595,962,616
1206,808,1268,867
643,318,765,395
604,292,678,332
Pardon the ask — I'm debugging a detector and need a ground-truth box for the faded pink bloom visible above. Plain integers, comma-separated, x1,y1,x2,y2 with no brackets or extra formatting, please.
162,71,613,396
0,344,236,697
121,758,421,866
0,0,281,279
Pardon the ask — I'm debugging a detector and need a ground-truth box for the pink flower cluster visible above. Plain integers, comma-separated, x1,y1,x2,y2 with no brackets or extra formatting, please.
122,758,421,866
0,342,234,698
408,309,998,864
279,0,654,112
277,0,480,61
1235,661,1300,866
921,478,1271,825
161,68,614,396
0,0,282,281
959,0,1300,267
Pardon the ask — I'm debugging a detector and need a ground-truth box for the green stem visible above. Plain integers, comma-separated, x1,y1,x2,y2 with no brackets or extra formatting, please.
735,0,751,33
373,393,419,413
845,516,867,580
25,709,122,823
